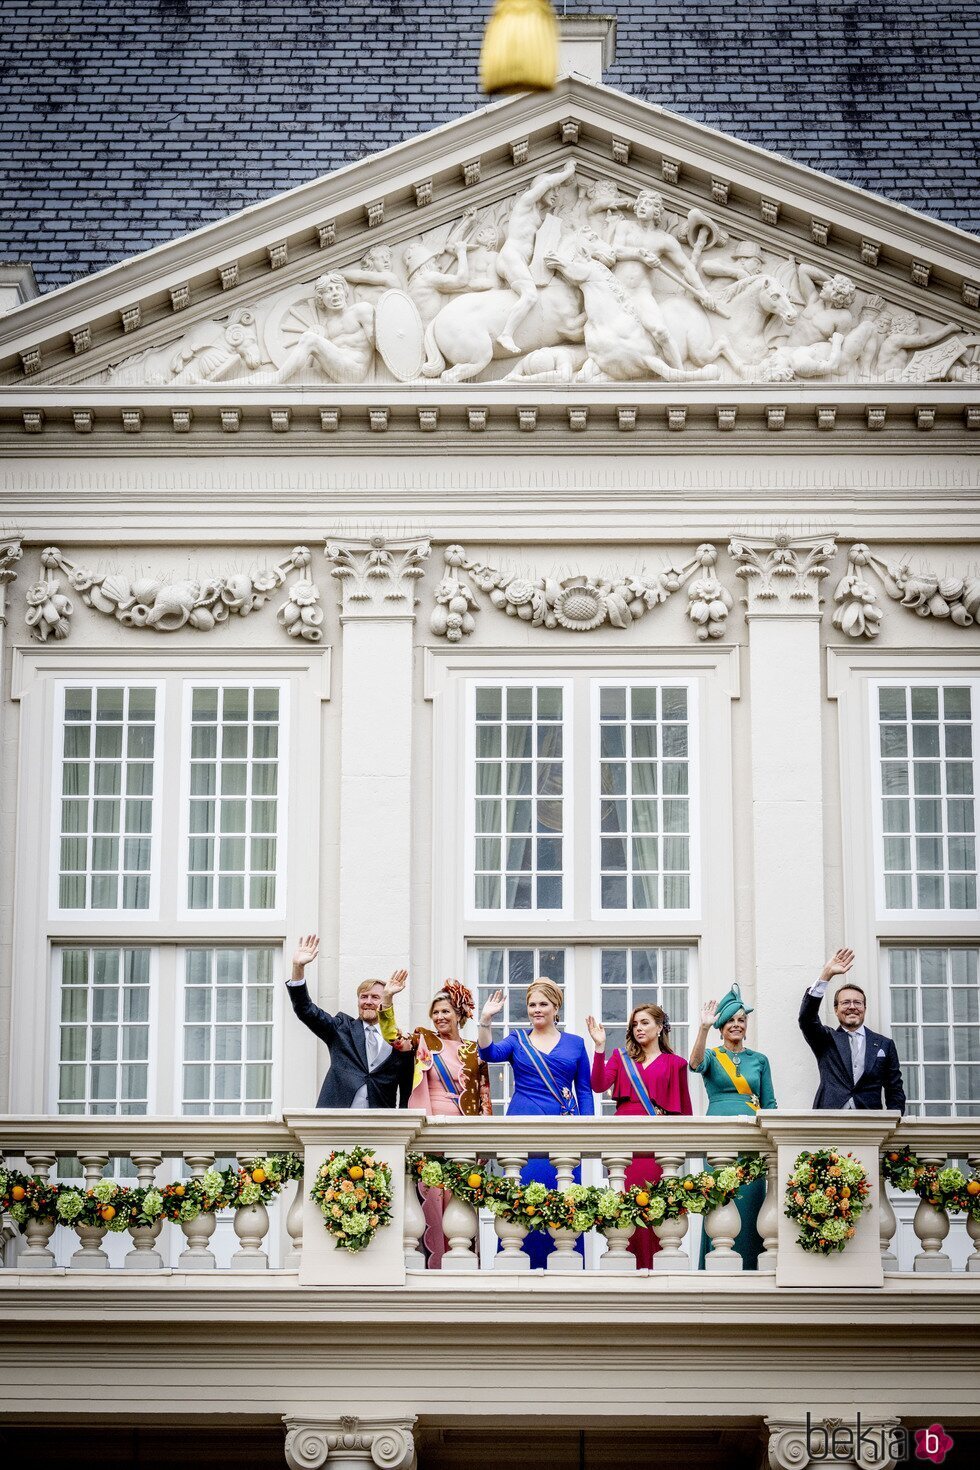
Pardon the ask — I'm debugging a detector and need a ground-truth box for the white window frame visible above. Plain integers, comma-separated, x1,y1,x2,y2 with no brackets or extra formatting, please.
868,675,980,921
49,679,165,921
48,943,161,1115
175,942,282,1118
589,676,700,921
464,675,574,922
177,679,290,923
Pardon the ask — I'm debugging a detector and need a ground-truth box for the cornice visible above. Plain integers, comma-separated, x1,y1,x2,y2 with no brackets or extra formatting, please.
2,382,978,454
1,77,977,385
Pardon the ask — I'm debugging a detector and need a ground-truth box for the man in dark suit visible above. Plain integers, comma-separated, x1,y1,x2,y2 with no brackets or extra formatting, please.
286,934,414,1108
799,947,906,1112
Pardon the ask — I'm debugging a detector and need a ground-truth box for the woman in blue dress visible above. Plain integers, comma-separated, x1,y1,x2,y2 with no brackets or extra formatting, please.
478,978,594,1268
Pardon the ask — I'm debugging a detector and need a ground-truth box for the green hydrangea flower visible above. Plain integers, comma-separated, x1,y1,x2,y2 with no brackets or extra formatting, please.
0,1172,8,1194
571,1209,594,1233
938,1167,966,1192
57,1190,84,1222
685,1196,707,1214
107,1213,129,1233
91,1178,116,1204
178,1200,201,1223
10,1202,28,1224
141,1190,163,1219
201,1168,224,1197
645,1196,666,1221
523,1182,547,1205
565,1184,590,1204
808,1191,832,1217
238,1181,261,1207
821,1218,847,1241
595,1190,621,1218
344,1211,370,1236
420,1162,444,1188
838,1157,865,1185
791,1163,813,1185
716,1168,739,1194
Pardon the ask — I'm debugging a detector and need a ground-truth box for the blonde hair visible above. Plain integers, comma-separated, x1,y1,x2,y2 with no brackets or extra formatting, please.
525,978,563,1013
356,978,385,998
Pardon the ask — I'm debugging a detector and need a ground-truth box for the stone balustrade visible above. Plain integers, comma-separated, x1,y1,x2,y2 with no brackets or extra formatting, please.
2,1110,979,1283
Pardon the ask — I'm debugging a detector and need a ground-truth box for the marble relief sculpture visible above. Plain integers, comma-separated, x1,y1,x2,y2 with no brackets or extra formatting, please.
93,166,980,390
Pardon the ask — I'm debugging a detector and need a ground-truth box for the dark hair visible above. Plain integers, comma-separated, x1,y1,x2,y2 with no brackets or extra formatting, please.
625,1003,673,1059
834,983,867,1008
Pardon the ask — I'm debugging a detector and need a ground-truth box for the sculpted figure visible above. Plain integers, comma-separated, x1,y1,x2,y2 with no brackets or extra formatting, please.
271,272,375,384
785,263,871,372
169,309,262,384
873,309,962,378
608,191,720,310
404,239,474,324
546,247,720,383
495,158,577,353
342,244,401,302
701,237,765,287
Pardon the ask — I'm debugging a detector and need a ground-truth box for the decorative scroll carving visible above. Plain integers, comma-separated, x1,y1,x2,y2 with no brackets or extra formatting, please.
430,542,731,640
325,534,431,616
833,543,980,638
283,1416,416,1470
766,1417,903,1470
90,169,979,391
26,546,321,642
0,537,22,588
729,534,836,611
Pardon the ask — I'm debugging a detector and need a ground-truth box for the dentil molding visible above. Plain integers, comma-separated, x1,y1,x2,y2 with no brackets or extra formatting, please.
282,1416,416,1470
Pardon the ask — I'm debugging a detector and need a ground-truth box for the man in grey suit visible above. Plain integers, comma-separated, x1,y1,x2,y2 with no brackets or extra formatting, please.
286,934,414,1109
798,947,906,1113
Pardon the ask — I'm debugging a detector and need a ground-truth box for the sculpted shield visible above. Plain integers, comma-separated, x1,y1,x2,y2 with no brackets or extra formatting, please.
374,289,425,381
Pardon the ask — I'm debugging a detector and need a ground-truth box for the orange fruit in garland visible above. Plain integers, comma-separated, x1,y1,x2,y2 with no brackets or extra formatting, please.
467,1173,482,1189
174,1184,185,1196
682,1179,694,1191
11,1185,26,1202
967,1180,980,1196
100,1205,116,1222
635,1191,650,1206
251,1168,267,1184
349,1165,364,1180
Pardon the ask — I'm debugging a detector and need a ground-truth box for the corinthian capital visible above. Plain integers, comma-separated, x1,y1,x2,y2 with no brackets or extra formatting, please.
325,533,431,619
283,1415,416,1470
728,532,837,613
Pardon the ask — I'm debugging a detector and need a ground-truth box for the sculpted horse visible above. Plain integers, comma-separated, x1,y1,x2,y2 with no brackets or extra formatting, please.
421,274,586,383
659,273,799,374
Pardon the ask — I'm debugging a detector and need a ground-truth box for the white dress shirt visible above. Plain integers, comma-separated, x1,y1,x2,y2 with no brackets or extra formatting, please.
351,1020,392,1110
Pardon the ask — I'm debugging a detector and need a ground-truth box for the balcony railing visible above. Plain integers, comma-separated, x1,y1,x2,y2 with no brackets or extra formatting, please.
2,1110,979,1285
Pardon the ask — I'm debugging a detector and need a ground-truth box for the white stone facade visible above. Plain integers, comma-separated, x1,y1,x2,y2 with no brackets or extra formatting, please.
0,76,978,1470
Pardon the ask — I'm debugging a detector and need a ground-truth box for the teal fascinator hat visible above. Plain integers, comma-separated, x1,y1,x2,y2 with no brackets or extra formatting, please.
713,982,753,1030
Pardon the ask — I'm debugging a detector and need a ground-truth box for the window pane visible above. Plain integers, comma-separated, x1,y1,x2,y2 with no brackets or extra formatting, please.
888,946,980,1115
180,947,275,1114
598,684,694,912
472,946,567,1109
187,687,283,911
472,685,565,911
57,685,157,910
876,684,978,912
55,948,151,1114
596,947,692,1112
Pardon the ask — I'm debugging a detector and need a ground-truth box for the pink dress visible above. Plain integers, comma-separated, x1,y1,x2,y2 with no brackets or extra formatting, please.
410,1038,467,1268
590,1048,693,1269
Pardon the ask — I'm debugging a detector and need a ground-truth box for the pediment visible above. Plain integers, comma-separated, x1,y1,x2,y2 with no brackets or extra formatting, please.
2,76,979,394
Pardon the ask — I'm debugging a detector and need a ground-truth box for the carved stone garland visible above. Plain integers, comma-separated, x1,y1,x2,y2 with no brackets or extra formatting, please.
832,542,980,638
429,542,732,641
25,545,322,643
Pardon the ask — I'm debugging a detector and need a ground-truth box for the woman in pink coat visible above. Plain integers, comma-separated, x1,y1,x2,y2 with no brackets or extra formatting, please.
586,1003,692,1268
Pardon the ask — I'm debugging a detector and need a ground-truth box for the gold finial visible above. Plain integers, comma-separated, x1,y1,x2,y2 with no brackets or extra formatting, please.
480,0,559,95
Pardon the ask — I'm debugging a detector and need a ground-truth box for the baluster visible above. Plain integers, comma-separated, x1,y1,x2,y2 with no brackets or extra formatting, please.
599,1150,636,1273
403,1162,425,1270
966,1153,980,1275
124,1152,164,1271
493,1150,530,1271
231,1156,269,1270
70,1151,110,1270
912,1152,952,1274
285,1167,305,1271
755,1150,779,1275
547,1150,583,1272
702,1150,743,1273
651,1150,690,1272
177,1150,217,1271
18,1150,57,1270
878,1153,899,1271
439,1151,479,1272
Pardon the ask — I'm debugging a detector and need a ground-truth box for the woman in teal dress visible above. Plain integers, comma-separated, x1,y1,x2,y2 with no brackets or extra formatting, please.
688,983,776,1270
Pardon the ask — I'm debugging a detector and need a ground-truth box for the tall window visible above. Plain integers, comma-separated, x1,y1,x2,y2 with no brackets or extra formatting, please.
887,946,980,1117
57,684,157,912
56,947,151,1115
181,947,276,1115
472,684,565,912
597,684,692,911
875,683,977,912
186,685,282,911
474,945,566,1108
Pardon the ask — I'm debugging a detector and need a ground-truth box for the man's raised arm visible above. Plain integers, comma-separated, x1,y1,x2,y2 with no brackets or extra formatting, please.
285,933,337,1044
799,948,855,1056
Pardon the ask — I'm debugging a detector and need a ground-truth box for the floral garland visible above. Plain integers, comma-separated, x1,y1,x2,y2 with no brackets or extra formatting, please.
310,1147,394,1252
882,1145,980,1219
0,1153,303,1234
784,1148,871,1253
407,1151,767,1235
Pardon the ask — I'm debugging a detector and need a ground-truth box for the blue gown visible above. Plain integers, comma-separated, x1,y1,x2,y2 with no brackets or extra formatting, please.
479,1029,595,1267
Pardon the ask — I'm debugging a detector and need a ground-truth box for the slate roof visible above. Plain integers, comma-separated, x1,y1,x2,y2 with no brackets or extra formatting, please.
1,1,978,293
